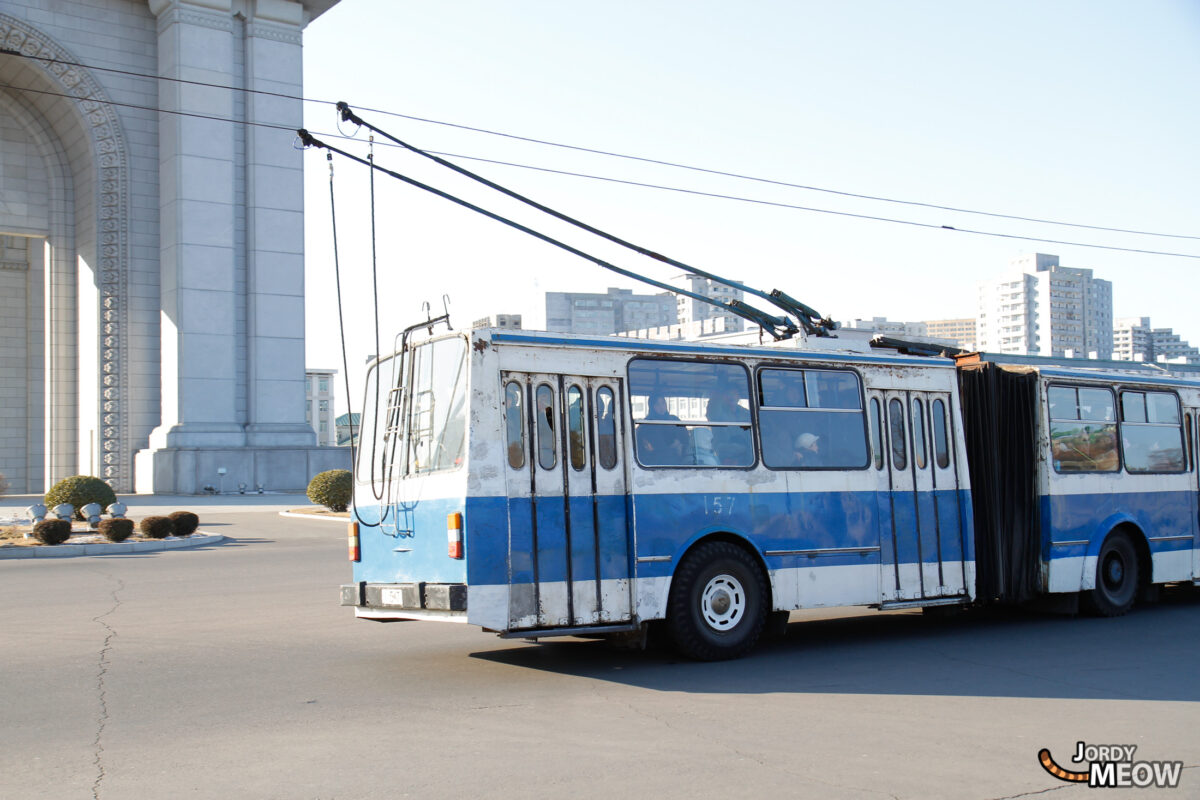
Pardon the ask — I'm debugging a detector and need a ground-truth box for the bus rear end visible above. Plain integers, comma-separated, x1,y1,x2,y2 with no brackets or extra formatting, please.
341,331,480,623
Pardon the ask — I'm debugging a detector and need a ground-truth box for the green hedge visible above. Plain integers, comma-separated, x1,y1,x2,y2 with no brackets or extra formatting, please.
44,475,116,520
307,469,352,512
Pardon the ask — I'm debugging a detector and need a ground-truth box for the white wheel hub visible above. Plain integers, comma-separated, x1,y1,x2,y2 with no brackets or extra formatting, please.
700,573,745,631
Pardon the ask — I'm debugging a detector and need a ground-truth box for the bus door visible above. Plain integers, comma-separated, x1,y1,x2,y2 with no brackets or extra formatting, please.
875,389,967,603
501,372,633,630
1189,407,1199,581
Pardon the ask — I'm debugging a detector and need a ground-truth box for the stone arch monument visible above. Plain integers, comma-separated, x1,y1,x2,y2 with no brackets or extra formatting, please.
1,0,345,494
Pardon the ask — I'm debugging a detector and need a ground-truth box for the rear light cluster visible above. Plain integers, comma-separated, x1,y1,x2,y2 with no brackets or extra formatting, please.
347,516,462,561
447,512,463,559
348,521,360,562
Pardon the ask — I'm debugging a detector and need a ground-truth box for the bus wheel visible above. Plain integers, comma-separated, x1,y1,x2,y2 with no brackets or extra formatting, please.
1085,532,1139,617
667,541,767,661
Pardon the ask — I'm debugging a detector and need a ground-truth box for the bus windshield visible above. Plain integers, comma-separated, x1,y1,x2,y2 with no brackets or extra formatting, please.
355,335,468,486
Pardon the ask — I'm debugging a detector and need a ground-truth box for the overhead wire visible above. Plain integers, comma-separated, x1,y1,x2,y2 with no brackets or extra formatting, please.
2,76,1198,262
296,129,795,339
3,45,1197,243
335,102,823,335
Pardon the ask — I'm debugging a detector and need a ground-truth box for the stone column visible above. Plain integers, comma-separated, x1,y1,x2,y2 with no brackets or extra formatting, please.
146,0,244,451
242,0,315,447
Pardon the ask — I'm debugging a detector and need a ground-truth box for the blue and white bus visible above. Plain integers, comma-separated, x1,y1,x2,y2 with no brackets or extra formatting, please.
340,326,1200,659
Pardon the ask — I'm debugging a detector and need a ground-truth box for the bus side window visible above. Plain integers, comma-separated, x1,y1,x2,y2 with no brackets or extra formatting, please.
869,398,883,470
567,385,586,470
536,384,556,470
505,381,525,469
596,386,618,470
912,398,927,470
1049,385,1118,473
1121,390,1185,473
932,399,950,469
888,398,907,471
757,368,867,469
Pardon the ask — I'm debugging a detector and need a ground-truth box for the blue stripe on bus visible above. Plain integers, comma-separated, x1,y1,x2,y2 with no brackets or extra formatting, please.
354,489,986,587
1040,490,1197,559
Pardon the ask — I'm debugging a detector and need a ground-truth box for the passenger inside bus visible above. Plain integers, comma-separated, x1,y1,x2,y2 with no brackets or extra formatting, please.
706,383,752,465
636,394,690,465
792,432,821,466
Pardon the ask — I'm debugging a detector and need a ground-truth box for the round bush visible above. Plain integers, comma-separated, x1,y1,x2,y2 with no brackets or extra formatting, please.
139,515,175,539
98,518,134,543
45,476,117,521
168,511,199,537
33,519,72,545
307,469,353,512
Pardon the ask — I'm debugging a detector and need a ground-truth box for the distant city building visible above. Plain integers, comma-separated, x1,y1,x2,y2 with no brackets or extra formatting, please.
335,412,361,447
836,317,959,349
839,317,928,337
616,317,742,342
1113,317,1200,365
976,254,1112,358
670,273,745,333
922,318,978,351
305,369,337,447
472,314,523,329
545,287,676,335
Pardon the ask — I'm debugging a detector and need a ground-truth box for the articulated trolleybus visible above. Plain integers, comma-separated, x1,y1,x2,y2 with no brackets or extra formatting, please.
341,324,1200,660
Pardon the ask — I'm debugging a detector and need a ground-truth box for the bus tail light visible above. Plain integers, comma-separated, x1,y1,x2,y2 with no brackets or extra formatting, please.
447,512,463,559
348,521,360,562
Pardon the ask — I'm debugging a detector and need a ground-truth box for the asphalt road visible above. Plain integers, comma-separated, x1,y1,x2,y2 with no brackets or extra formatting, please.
2,502,1198,799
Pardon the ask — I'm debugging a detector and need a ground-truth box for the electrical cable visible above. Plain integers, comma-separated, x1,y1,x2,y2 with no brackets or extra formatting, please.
296,129,793,339
409,148,1200,261
336,102,821,335
3,45,1196,242
326,151,382,526
0,78,1197,260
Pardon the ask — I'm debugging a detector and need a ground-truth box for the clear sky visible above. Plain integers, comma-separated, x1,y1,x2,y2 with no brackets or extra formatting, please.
298,0,1200,411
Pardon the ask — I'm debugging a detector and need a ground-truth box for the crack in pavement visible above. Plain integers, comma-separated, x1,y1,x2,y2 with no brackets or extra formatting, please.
90,576,124,800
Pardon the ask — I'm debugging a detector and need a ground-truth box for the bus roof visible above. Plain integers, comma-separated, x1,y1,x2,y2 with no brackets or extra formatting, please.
481,328,957,369
958,351,1200,389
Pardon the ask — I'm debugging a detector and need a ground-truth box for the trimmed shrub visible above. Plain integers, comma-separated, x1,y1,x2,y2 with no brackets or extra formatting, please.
307,469,353,512
98,518,134,543
45,476,117,521
168,511,199,537
33,519,72,545
139,515,175,539
0,472,8,497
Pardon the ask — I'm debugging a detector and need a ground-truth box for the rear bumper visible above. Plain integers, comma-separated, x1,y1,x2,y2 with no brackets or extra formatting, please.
341,582,468,620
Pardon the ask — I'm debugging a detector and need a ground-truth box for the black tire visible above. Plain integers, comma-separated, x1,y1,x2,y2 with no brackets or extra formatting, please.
1085,532,1139,617
667,541,768,661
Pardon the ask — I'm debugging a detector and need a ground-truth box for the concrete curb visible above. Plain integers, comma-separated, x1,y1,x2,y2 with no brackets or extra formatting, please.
278,510,350,524
0,531,225,560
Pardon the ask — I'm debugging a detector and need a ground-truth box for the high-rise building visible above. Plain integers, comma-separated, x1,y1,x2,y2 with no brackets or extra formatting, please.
545,288,676,335
976,254,1112,358
305,369,337,447
1114,317,1200,364
671,274,745,333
